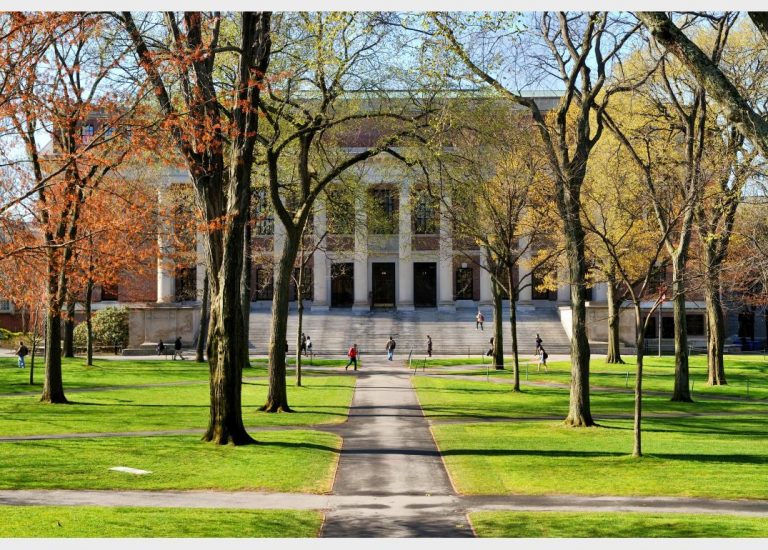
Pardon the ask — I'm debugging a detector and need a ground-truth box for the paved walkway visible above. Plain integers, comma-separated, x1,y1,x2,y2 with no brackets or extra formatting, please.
320,358,473,537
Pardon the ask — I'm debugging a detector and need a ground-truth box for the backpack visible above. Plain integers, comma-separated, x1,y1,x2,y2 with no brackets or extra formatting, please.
542,351,548,360
391,340,396,350
18,345,28,357
348,347,356,358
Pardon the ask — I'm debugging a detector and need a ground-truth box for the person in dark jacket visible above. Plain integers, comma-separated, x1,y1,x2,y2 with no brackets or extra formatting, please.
173,337,184,360
386,336,396,361
16,342,29,368
427,335,433,358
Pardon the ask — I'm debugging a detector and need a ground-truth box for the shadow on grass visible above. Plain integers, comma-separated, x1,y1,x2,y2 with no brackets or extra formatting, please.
255,440,340,453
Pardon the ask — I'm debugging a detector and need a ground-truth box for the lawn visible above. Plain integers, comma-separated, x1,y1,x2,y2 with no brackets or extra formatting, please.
0,357,269,395
0,374,355,436
0,506,323,537
0,431,341,492
412,376,768,420
469,511,768,537
432,417,768,499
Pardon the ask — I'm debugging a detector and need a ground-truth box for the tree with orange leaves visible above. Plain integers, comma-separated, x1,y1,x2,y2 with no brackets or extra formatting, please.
0,13,149,403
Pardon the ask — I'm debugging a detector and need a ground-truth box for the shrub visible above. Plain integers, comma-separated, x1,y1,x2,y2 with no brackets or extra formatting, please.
73,306,129,349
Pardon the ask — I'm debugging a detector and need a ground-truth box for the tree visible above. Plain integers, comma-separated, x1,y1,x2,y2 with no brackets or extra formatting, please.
255,12,431,412
636,12,768,157
118,11,272,444
424,98,558,390
429,11,639,425
0,13,144,403
582,142,671,456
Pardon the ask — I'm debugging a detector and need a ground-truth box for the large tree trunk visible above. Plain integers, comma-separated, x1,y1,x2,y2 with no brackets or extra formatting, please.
296,291,304,388
85,279,94,366
632,303,645,458
196,272,210,363
491,277,504,371
202,216,254,444
29,303,41,385
63,300,75,358
507,268,520,390
241,199,252,367
606,280,625,364
564,223,594,426
705,277,727,385
42,309,66,403
671,253,692,402
261,231,299,412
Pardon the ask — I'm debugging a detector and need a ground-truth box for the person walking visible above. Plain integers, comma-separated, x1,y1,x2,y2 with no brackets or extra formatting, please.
386,336,396,361
476,310,485,331
345,343,358,371
173,337,184,360
535,333,543,356
426,335,433,358
537,346,549,372
16,341,29,369
486,336,494,357
301,333,307,356
306,335,312,358
156,339,165,356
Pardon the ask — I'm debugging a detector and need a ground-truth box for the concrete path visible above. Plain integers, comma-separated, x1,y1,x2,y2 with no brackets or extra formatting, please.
3,490,767,517
319,357,474,537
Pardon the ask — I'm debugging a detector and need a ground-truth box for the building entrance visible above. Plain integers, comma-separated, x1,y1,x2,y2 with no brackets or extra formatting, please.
414,262,437,307
331,263,354,307
372,262,396,308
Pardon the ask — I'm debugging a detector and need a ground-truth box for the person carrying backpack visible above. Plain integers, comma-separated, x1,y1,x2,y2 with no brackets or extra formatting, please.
16,341,29,369
173,337,185,361
386,336,396,361
345,344,358,371
537,346,549,373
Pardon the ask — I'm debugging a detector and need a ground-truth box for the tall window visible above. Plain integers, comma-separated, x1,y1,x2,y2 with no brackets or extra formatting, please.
81,124,95,143
0,299,11,312
455,267,473,300
253,189,274,235
326,188,355,234
369,188,398,234
413,195,438,234
253,268,274,300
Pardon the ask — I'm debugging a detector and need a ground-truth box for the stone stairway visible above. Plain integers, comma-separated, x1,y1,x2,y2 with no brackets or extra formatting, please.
248,304,572,357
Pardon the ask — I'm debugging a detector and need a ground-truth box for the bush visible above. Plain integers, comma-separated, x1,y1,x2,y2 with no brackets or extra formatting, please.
73,306,129,349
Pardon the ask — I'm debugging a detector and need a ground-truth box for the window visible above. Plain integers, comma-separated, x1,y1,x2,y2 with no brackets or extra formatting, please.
81,124,95,143
326,189,355,235
0,299,11,312
175,267,197,302
686,314,705,336
369,188,398,234
413,195,438,235
644,316,657,338
455,267,473,300
289,268,314,302
662,317,675,339
253,189,274,235
253,268,273,300
101,283,119,301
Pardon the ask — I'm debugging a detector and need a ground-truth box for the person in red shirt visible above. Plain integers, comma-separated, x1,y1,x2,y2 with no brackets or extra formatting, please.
345,343,358,371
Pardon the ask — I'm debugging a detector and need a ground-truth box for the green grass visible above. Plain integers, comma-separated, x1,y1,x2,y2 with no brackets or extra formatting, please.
0,431,340,492
469,511,768,537
0,375,355,436
0,357,269,395
432,417,768,499
0,506,322,537
251,357,353,368
412,376,768,420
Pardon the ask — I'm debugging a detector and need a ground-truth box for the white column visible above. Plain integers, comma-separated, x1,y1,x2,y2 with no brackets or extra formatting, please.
353,193,369,310
156,188,175,303
518,236,533,302
313,199,329,310
438,197,454,311
557,267,570,302
480,250,492,305
398,182,414,310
